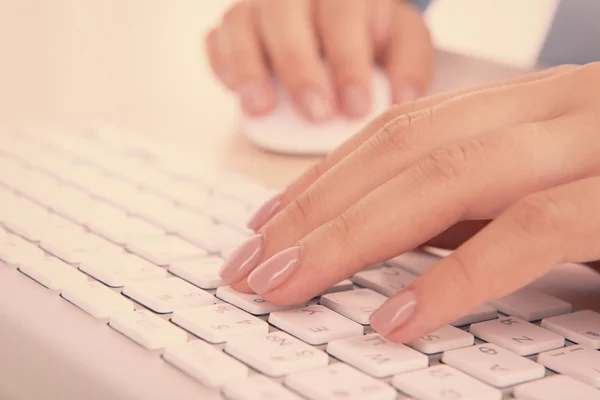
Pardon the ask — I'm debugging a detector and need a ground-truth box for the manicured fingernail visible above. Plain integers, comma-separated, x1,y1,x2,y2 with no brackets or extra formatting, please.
369,289,417,336
247,246,300,294
218,234,264,284
239,81,272,114
394,83,422,104
247,193,283,232
341,84,369,118
297,87,333,121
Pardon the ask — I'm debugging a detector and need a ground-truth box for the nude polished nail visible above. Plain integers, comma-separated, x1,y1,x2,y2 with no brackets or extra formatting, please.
218,234,264,284
246,193,283,232
369,289,417,337
247,246,301,295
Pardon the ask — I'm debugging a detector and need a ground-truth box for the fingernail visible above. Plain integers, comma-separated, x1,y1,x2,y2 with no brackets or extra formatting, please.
247,193,283,232
394,83,422,104
297,87,333,121
341,84,369,118
218,234,264,284
369,289,417,336
239,81,272,114
247,246,300,294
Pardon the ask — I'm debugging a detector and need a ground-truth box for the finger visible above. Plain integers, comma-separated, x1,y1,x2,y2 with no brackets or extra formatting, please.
256,0,335,122
245,114,600,303
368,0,395,56
316,0,373,118
373,176,600,342
424,220,490,250
205,27,234,89
219,1,276,115
384,2,434,103
251,64,580,230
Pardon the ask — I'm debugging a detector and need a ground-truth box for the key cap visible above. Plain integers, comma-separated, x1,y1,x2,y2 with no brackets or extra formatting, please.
85,208,164,245
442,343,545,387
327,333,428,378
61,280,134,319
126,235,206,266
79,252,168,287
352,266,417,296
470,316,565,356
40,232,119,264
451,304,498,326
109,309,188,350
541,310,600,349
225,331,329,377
171,303,267,343
407,325,474,354
0,232,45,266
285,363,397,400
490,288,572,321
320,288,387,325
216,286,305,315
320,279,354,295
269,305,364,345
513,375,600,400
537,345,600,387
168,256,226,289
4,210,81,243
19,256,87,290
177,223,248,254
163,340,247,388
44,187,94,224
223,375,302,400
123,277,214,314
386,251,440,275
393,364,502,400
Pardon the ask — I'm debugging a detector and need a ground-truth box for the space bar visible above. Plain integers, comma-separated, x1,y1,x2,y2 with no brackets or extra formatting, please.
0,267,219,400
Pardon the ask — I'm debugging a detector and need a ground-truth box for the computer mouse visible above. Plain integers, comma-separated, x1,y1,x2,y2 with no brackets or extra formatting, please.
239,68,392,155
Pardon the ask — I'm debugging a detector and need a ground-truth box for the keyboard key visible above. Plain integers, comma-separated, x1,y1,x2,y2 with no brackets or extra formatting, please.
216,286,306,315
393,364,502,400
269,305,364,345
225,331,329,377
407,325,474,354
177,223,248,254
223,375,302,400
537,345,600,387
126,235,206,266
109,309,187,350
470,316,564,356
0,232,45,266
79,252,168,287
442,343,545,387
352,266,417,296
4,210,81,243
171,303,268,343
320,279,354,295
44,187,94,224
168,256,226,289
490,288,572,321
541,310,600,349
326,333,428,378
513,375,600,400
285,363,397,400
61,280,134,319
386,251,440,275
451,303,498,326
163,340,248,388
40,232,119,264
19,256,87,290
86,211,164,245
123,277,214,314
320,288,387,325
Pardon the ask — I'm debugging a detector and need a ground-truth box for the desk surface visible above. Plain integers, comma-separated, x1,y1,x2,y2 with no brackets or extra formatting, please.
1,1,599,308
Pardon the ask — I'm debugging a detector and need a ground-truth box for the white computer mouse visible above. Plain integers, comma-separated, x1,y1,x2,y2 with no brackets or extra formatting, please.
239,68,392,155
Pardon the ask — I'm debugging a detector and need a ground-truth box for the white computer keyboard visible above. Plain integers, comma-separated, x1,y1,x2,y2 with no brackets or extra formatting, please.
0,127,599,400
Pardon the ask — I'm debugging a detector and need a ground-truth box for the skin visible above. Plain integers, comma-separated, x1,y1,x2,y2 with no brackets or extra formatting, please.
206,0,434,121
225,63,600,342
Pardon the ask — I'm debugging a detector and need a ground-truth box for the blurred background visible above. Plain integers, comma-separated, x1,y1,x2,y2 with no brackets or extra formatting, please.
0,0,557,140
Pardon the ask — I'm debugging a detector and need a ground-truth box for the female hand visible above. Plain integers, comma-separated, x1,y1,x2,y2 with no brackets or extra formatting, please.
206,0,433,121
219,63,600,342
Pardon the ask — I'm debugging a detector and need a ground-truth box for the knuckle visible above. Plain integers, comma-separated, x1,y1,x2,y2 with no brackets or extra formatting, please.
286,191,315,229
511,193,567,238
446,252,484,303
367,109,432,155
419,138,485,183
